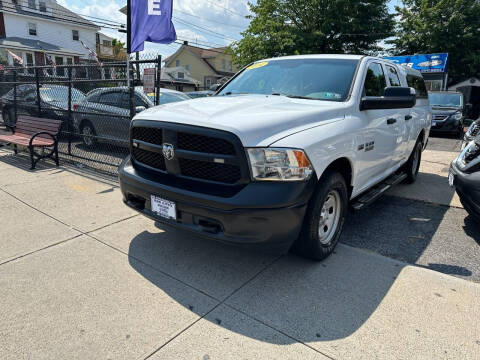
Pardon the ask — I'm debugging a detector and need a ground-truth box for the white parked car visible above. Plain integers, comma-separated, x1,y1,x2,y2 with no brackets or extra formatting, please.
119,55,432,260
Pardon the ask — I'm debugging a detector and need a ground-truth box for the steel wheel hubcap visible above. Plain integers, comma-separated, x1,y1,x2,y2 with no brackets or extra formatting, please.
318,190,341,245
83,127,93,145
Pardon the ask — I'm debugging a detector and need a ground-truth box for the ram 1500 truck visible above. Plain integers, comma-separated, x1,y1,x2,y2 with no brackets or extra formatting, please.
119,55,432,260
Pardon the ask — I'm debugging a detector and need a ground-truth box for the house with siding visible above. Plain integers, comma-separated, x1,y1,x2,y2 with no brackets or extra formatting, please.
0,0,100,68
164,41,238,88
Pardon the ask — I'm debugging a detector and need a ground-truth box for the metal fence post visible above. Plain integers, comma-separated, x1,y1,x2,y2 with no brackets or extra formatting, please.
35,67,42,117
156,55,162,106
68,67,73,155
13,69,17,124
128,59,135,120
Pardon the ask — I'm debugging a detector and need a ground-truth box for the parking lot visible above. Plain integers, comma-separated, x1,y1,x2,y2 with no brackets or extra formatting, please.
0,134,479,359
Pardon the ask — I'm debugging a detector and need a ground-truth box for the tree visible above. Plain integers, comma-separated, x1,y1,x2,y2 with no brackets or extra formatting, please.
390,0,480,85
111,38,126,57
231,0,394,66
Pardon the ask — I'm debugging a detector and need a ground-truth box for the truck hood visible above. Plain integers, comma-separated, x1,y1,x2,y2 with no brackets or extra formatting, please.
134,94,347,146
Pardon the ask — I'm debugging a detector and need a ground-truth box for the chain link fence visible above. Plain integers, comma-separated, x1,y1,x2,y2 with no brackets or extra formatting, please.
0,55,163,175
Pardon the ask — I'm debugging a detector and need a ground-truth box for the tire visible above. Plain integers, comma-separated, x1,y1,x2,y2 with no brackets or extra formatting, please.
403,140,422,184
292,170,348,261
80,121,97,147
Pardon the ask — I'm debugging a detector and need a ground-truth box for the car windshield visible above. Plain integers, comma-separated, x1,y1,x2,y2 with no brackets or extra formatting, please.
428,93,463,108
40,86,85,102
218,58,359,101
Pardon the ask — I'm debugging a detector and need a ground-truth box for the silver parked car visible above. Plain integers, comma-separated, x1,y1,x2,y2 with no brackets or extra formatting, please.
73,87,153,147
73,87,191,147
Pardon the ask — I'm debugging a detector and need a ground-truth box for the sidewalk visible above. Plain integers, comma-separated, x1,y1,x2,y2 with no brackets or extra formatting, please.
0,150,479,359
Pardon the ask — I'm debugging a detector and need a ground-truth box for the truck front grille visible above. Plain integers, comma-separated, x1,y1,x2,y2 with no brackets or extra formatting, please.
433,115,448,122
130,122,248,185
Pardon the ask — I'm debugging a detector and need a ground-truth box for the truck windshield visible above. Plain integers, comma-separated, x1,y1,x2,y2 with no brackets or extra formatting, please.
428,93,463,108
218,59,359,102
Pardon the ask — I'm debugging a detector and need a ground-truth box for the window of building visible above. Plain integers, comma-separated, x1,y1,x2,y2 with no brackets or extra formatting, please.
406,75,428,98
206,78,212,87
229,61,232,72
364,63,386,97
185,64,190,72
28,0,36,10
386,66,401,87
222,59,226,71
72,30,79,41
39,1,46,12
177,72,184,79
102,40,111,47
55,56,64,77
28,23,37,36
175,59,180,67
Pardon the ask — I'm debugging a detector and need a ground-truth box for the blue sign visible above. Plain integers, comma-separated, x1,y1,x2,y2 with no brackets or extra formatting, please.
383,53,449,73
130,0,177,53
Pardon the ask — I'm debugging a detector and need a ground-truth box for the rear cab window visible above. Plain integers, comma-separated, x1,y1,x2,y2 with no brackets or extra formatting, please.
363,62,387,97
386,65,401,87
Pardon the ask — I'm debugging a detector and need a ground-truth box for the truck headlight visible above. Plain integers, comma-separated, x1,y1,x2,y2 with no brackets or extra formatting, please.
246,148,314,181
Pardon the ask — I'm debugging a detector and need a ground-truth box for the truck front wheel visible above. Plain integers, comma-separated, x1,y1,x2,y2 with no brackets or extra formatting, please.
292,170,348,261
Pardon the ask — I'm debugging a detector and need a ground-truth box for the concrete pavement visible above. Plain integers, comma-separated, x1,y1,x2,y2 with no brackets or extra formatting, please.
0,148,479,359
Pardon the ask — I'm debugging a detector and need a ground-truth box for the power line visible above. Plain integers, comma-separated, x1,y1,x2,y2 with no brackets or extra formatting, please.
173,17,239,42
174,9,247,29
202,0,249,18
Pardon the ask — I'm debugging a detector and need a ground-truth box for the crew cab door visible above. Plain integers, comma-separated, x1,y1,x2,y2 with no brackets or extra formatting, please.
355,61,397,190
384,64,409,166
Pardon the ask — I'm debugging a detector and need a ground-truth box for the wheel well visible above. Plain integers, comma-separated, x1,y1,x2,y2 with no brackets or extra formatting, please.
323,158,353,196
418,129,425,146
79,119,93,131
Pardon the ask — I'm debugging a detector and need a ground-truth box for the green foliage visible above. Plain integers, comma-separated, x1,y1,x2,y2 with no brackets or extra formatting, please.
390,0,480,84
0,53,9,66
231,0,394,66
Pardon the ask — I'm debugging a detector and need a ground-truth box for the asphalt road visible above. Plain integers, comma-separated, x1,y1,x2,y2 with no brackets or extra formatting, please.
427,132,464,152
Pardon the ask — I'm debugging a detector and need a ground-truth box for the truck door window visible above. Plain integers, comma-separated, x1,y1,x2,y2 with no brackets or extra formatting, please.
364,63,386,96
406,75,428,98
386,66,401,87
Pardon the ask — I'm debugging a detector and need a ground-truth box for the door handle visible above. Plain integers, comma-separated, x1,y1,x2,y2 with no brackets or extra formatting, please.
405,115,413,121
387,118,397,125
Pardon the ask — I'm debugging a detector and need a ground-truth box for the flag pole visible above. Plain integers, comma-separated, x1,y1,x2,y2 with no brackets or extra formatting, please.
126,0,135,120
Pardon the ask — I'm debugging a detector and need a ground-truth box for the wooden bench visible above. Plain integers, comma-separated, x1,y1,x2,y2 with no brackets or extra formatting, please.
0,115,62,170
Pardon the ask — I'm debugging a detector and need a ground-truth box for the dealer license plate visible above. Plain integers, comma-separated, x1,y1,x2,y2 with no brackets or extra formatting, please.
448,171,455,187
151,195,177,220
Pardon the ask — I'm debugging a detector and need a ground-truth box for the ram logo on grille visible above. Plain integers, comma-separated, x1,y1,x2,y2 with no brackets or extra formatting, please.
162,143,175,161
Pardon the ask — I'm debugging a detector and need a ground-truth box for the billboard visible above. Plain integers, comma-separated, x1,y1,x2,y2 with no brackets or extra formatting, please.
383,53,449,73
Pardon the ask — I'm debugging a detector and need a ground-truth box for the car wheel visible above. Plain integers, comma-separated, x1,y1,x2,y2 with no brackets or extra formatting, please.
80,121,96,147
403,140,422,184
292,170,348,261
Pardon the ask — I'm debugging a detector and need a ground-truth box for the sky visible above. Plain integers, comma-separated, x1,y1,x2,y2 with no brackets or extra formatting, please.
57,0,403,58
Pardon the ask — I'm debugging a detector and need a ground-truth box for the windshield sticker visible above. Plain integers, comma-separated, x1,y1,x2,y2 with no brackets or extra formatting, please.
147,93,155,97
246,62,269,70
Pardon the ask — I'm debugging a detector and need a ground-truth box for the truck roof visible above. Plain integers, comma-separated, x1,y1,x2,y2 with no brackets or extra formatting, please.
259,54,365,62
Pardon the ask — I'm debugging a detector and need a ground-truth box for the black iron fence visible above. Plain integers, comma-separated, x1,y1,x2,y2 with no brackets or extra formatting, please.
0,56,162,175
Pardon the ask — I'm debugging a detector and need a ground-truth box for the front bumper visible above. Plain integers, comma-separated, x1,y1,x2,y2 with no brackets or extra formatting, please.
119,156,317,253
431,117,462,133
450,160,480,219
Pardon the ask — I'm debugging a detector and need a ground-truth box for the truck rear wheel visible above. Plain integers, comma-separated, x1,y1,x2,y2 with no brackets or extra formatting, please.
403,140,422,184
292,170,348,261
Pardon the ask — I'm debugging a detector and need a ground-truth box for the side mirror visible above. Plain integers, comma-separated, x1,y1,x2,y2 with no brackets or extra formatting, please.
135,106,146,113
361,86,416,111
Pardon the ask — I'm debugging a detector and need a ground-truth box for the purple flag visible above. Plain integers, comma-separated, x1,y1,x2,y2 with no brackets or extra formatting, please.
130,0,177,52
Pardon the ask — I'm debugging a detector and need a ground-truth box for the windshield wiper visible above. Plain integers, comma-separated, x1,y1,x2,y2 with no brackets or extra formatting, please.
271,93,316,100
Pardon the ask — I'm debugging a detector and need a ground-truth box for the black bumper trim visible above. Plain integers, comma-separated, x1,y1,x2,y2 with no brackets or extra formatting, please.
119,156,317,253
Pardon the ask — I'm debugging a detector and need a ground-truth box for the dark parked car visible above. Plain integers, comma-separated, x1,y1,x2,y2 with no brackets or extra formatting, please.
450,133,480,223
1,84,85,126
463,119,480,149
428,91,469,136
73,87,153,147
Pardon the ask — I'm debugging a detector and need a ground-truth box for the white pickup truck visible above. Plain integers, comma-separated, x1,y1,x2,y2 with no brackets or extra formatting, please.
119,55,432,260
